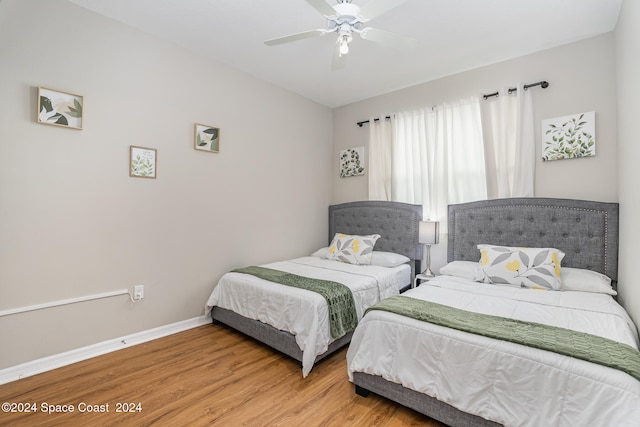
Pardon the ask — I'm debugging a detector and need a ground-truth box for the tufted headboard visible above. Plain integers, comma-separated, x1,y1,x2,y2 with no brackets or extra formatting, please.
329,201,423,277
448,197,619,284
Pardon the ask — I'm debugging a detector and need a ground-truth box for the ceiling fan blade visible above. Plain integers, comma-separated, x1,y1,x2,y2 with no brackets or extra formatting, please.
359,0,410,20
331,39,347,71
304,0,336,16
264,29,327,46
360,27,417,50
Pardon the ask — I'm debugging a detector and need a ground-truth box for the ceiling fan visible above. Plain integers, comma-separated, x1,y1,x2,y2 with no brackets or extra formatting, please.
264,0,416,69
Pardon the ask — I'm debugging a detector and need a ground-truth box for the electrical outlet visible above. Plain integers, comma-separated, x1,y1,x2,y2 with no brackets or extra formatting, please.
133,285,144,301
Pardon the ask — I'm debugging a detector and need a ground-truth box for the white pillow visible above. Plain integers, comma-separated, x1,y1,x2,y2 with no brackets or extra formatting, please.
475,244,565,290
311,247,330,258
311,247,409,268
439,261,477,281
561,267,616,295
440,260,617,295
371,251,410,267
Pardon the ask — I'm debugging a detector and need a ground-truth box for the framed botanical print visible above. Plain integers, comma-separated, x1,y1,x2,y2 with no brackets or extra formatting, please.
542,112,595,161
37,86,83,130
129,146,157,179
340,147,365,177
194,123,220,153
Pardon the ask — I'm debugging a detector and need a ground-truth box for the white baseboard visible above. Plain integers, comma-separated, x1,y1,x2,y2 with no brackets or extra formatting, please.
0,315,211,385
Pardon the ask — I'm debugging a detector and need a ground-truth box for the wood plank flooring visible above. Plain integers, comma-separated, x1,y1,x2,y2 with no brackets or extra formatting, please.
0,323,445,426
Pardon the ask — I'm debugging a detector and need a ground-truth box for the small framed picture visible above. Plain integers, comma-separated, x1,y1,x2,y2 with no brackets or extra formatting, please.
194,123,220,153
37,86,83,130
340,146,365,177
129,146,157,179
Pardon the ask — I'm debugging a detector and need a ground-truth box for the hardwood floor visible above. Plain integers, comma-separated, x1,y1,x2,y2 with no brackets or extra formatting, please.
0,324,445,426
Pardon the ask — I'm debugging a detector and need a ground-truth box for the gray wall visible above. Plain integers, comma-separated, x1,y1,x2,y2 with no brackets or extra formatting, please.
0,0,333,369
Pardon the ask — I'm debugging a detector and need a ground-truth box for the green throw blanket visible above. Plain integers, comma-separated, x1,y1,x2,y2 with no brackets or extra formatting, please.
365,295,640,382
232,266,358,339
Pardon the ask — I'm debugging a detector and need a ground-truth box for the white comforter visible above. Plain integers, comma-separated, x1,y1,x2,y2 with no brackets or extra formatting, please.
206,256,401,377
347,275,640,427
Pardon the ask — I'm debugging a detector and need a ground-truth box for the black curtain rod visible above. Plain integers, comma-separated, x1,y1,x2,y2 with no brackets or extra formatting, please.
357,80,549,127
482,80,549,100
357,115,391,128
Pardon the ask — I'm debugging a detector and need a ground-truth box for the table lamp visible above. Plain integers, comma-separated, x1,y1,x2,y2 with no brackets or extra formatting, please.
419,221,440,277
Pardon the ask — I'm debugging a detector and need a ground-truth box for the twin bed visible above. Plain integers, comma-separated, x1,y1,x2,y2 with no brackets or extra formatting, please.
206,197,640,426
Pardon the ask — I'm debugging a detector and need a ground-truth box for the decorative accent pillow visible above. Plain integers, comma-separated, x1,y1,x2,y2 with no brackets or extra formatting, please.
561,267,616,295
312,247,409,268
327,233,380,265
474,244,565,290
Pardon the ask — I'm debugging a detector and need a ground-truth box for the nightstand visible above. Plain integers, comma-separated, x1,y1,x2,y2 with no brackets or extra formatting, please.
413,273,435,288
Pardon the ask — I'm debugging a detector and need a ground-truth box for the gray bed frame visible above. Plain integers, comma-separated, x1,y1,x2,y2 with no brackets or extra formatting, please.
212,200,423,366
353,197,620,427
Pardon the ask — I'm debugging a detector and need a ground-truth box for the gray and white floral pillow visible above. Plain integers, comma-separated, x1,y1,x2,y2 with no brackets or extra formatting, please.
474,244,564,290
328,233,380,265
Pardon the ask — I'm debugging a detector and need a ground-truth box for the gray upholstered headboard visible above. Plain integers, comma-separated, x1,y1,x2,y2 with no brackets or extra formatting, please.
329,201,423,275
448,197,619,283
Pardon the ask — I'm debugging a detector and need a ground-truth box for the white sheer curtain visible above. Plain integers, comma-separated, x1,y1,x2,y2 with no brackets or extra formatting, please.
483,84,535,197
368,115,392,201
368,96,488,224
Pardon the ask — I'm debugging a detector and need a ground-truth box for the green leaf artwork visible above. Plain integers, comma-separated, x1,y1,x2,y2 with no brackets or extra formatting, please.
542,112,595,161
65,99,83,118
131,155,154,176
340,147,365,178
130,146,156,179
37,87,83,129
195,123,220,152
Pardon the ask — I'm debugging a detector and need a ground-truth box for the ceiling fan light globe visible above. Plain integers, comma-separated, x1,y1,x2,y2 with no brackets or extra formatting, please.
339,41,349,55
338,33,351,55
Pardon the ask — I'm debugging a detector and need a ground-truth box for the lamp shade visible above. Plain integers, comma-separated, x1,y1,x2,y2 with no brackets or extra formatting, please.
419,221,440,244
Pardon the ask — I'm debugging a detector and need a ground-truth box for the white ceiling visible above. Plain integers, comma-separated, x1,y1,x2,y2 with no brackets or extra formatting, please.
69,0,621,108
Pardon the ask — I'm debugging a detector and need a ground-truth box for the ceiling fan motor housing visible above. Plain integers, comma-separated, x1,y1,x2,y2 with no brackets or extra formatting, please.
327,2,365,34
